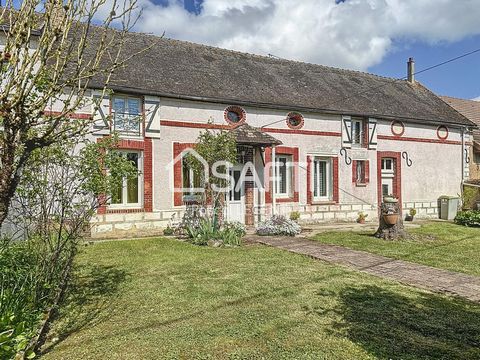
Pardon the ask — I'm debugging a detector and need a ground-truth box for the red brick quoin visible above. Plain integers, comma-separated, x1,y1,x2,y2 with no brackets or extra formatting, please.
97,138,153,214
377,151,402,213
264,146,299,204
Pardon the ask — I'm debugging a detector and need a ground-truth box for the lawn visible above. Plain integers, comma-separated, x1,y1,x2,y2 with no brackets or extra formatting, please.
312,222,480,276
40,236,480,359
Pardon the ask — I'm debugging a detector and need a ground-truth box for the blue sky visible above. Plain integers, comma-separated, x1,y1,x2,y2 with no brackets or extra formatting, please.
370,36,480,99
140,0,480,100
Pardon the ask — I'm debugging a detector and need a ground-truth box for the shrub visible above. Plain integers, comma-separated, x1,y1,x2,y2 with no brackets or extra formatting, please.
409,208,417,217
222,221,247,238
454,210,480,227
163,226,174,236
289,211,301,222
256,215,301,236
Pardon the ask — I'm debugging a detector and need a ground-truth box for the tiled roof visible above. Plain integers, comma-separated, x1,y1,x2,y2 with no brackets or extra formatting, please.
230,123,282,146
83,28,474,127
440,96,480,145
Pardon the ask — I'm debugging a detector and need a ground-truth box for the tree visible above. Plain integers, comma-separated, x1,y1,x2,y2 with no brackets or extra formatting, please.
185,127,237,228
0,0,147,227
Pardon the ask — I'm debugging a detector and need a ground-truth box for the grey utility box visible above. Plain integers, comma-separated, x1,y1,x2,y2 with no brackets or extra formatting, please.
439,196,460,220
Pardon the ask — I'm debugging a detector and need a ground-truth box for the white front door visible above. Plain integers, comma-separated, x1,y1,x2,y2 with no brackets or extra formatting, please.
226,167,245,223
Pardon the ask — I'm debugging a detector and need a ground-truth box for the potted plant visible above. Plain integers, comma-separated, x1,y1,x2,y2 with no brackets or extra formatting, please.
405,208,416,221
357,212,368,224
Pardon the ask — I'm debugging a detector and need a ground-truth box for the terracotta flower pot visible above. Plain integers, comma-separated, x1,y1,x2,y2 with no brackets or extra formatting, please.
383,214,398,225
357,219,365,224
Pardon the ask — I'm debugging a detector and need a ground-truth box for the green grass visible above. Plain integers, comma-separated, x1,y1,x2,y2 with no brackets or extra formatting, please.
312,222,480,276
40,237,480,359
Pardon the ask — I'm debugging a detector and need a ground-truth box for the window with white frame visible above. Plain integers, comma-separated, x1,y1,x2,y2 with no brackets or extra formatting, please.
112,95,142,136
275,155,293,197
381,157,395,197
182,156,204,196
111,151,143,207
351,118,364,147
313,157,332,201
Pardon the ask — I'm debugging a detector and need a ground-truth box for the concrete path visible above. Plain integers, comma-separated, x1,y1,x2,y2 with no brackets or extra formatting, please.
249,235,480,303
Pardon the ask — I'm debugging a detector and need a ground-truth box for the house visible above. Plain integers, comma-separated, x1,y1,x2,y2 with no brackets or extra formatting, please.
39,31,478,237
440,96,480,179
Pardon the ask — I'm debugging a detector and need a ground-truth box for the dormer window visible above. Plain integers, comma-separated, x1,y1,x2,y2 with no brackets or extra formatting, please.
112,95,142,136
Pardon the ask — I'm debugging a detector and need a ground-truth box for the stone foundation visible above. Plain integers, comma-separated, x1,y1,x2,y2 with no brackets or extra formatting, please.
89,199,441,239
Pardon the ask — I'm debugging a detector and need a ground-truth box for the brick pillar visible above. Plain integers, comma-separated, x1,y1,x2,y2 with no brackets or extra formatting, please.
243,147,255,225
245,182,254,225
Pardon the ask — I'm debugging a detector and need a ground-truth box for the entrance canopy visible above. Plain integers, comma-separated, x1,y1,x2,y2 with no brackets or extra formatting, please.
229,123,282,147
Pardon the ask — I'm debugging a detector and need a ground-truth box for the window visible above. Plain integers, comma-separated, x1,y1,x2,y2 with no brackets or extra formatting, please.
313,157,332,201
381,158,394,172
286,112,304,129
351,119,364,147
275,155,293,197
112,95,142,136
381,157,395,197
111,151,142,207
356,160,366,184
224,105,246,125
182,156,204,196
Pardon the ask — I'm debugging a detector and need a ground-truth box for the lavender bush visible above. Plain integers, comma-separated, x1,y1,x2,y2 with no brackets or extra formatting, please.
256,215,302,236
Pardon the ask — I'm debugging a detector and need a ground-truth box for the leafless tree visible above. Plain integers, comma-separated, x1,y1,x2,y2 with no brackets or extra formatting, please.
0,0,146,227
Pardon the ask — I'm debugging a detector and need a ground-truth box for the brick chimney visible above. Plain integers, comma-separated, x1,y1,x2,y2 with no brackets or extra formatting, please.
407,57,415,83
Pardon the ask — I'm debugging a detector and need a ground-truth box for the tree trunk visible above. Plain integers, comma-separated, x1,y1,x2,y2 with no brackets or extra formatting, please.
374,202,406,240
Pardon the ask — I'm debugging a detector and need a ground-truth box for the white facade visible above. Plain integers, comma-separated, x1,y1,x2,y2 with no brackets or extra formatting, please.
88,95,469,238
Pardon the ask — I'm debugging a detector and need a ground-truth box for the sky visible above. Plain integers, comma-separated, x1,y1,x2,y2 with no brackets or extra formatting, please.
106,0,480,99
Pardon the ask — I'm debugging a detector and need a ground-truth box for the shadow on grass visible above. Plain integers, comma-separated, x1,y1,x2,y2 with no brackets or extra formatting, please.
329,285,480,359
41,263,129,355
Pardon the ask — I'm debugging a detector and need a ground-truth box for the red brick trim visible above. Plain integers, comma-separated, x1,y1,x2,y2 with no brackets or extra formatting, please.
378,134,460,145
264,146,299,203
362,120,369,148
306,156,312,205
437,125,449,140
286,112,305,130
377,151,402,212
224,105,247,125
275,146,299,203
265,147,272,204
173,142,197,206
159,120,341,138
97,137,153,214
352,159,370,186
43,110,92,120
333,157,339,203
262,127,341,137
160,120,230,130
391,120,405,136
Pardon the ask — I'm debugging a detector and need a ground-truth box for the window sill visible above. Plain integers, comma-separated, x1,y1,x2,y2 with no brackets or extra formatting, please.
311,200,336,205
355,182,368,187
106,207,144,214
275,196,296,203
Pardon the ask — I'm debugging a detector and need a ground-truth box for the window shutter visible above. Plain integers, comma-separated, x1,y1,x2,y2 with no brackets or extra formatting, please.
91,90,110,135
342,116,352,149
368,118,378,149
144,95,161,138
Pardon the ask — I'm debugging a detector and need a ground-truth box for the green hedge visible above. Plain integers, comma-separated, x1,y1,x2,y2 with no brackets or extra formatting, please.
454,210,480,227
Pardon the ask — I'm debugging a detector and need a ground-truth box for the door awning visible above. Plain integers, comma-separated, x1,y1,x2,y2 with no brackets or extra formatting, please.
229,123,282,147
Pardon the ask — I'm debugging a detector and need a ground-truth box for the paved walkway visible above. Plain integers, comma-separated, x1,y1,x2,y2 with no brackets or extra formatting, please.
249,235,480,303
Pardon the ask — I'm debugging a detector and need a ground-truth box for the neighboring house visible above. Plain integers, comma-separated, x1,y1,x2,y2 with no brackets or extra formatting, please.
11,28,477,238
440,96,480,180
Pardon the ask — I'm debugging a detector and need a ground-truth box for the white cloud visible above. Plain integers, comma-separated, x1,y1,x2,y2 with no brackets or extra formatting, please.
473,96,480,101
118,0,480,70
